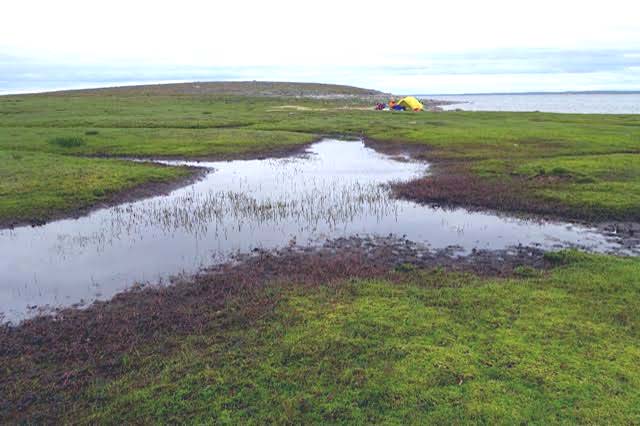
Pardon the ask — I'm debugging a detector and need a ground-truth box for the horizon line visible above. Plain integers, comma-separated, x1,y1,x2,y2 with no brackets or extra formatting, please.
2,80,640,97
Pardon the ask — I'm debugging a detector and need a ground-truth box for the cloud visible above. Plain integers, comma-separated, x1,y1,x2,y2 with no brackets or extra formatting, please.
386,49,640,75
2,49,639,94
2,0,640,66
1,0,639,94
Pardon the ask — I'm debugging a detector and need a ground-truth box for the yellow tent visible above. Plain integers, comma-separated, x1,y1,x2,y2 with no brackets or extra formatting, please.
397,96,424,111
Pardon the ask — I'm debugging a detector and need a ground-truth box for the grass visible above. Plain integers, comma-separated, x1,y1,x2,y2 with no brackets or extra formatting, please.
510,154,640,218
0,86,640,424
1,127,315,158
3,251,639,423
1,87,639,225
80,254,640,423
2,83,639,423
0,149,193,225
0,125,314,225
48,136,86,148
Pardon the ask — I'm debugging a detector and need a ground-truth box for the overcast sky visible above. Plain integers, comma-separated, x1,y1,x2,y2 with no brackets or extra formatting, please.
2,0,639,93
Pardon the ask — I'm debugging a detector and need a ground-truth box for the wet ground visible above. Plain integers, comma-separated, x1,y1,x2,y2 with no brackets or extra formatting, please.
1,139,636,322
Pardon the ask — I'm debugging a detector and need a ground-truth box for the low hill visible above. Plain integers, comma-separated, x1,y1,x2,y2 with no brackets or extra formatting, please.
45,81,388,98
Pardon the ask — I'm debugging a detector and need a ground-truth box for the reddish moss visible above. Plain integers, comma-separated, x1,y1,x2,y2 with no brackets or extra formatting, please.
391,163,601,221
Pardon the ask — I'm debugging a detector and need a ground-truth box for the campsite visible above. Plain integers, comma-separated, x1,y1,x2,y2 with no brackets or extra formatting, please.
1,81,640,423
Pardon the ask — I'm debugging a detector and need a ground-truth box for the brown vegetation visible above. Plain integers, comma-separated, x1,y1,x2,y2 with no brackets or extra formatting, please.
392,163,578,220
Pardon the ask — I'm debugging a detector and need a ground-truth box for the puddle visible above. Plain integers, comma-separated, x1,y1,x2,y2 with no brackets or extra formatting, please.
0,139,634,322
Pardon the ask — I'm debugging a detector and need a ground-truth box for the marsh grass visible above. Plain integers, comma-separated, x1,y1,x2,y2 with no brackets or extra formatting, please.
79,182,395,245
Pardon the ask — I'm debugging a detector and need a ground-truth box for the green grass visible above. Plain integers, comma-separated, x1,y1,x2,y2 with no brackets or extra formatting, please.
510,154,640,218
0,95,317,224
48,136,87,148
1,87,639,224
53,252,640,423
2,85,639,423
1,127,315,158
0,150,192,225
515,153,640,182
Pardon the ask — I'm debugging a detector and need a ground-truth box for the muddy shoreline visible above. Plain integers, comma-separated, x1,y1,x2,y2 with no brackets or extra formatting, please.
362,138,640,249
2,234,551,327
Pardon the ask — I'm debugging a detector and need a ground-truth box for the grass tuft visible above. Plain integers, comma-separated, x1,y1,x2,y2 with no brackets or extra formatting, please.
48,136,86,148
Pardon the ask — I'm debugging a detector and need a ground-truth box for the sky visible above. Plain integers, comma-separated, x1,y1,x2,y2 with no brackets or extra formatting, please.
1,0,639,94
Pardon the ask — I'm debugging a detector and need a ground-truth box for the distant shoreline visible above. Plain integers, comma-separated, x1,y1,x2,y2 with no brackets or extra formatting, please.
430,91,640,114
3,79,639,97
422,90,640,96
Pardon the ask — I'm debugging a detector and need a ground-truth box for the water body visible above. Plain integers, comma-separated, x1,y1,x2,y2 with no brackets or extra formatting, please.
431,93,640,114
0,139,633,322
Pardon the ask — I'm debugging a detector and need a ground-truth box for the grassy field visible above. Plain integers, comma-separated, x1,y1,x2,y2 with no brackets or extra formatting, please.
92,255,640,424
1,86,639,225
2,83,640,423
3,250,640,423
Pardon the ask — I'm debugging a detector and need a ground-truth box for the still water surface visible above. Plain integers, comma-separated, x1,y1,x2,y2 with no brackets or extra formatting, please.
0,139,631,322
433,93,640,114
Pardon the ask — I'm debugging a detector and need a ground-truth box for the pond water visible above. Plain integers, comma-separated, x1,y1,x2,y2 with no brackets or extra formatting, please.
0,139,632,322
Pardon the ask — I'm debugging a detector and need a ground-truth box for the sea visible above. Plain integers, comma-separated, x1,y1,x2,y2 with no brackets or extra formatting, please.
427,93,640,114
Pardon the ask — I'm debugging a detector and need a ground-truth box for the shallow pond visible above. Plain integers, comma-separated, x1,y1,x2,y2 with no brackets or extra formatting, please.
0,139,633,322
